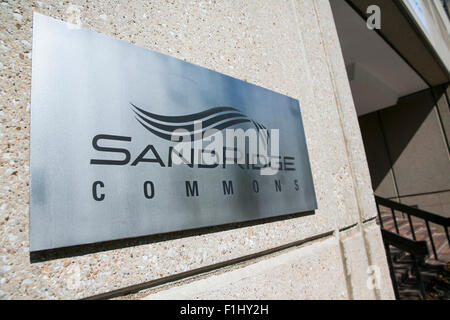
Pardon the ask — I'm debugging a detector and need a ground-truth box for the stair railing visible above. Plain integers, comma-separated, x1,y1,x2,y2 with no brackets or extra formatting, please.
381,229,429,299
375,195,450,260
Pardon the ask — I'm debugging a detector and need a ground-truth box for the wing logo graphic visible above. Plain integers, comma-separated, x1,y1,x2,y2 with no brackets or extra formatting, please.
130,103,269,143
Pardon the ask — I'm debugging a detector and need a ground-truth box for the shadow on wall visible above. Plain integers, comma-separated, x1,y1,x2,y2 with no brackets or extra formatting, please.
360,89,435,191
358,86,450,214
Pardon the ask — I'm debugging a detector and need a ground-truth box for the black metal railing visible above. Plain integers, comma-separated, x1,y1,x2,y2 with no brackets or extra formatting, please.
381,229,429,299
375,195,450,260
375,196,450,299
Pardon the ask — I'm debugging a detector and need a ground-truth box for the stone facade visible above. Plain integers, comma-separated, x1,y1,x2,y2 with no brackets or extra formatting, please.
0,0,394,299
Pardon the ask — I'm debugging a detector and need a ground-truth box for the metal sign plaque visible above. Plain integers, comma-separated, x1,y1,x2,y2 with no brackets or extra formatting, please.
30,13,317,251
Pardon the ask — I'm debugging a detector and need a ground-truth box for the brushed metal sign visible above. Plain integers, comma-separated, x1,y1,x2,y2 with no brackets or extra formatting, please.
29,13,317,251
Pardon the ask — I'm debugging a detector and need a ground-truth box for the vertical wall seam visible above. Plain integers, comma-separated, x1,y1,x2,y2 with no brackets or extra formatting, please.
431,86,450,158
434,105,450,159
336,230,354,300
290,0,352,299
445,87,450,112
376,111,401,201
311,0,380,299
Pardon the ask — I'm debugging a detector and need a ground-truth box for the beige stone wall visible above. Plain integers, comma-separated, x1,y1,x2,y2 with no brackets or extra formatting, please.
0,0,394,299
139,224,393,300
